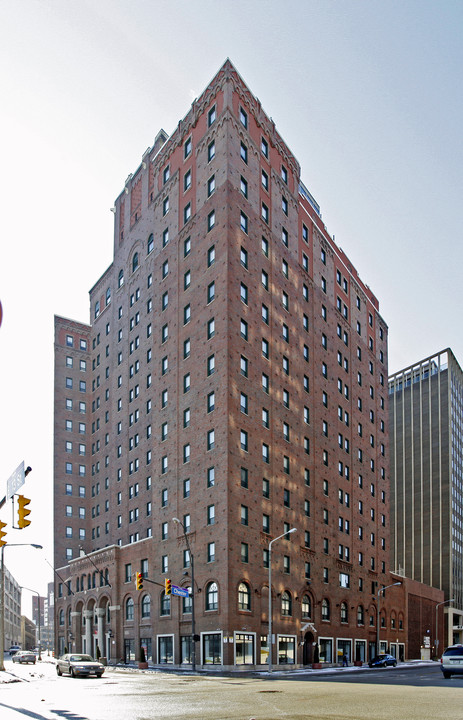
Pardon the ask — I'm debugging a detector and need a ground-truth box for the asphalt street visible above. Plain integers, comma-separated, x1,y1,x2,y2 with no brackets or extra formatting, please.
1,658,462,720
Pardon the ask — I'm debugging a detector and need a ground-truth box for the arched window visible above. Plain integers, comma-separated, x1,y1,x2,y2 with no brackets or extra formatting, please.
391,611,396,629
357,605,364,625
67,607,72,626
81,574,85,591
59,609,64,626
147,234,154,255
238,582,250,611
321,598,330,620
76,577,80,592
301,595,312,618
205,582,218,611
92,572,96,588
281,591,292,616
100,571,104,587
118,269,124,288
340,602,348,623
87,574,91,590
125,597,134,621
132,252,139,273
105,569,109,586
380,610,386,628
160,591,171,616
141,594,151,618
182,590,192,614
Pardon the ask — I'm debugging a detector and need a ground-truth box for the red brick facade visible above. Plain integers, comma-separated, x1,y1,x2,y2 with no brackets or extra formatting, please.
54,60,430,668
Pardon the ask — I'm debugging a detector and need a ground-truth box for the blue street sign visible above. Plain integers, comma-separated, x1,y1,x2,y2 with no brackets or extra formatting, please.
171,584,189,598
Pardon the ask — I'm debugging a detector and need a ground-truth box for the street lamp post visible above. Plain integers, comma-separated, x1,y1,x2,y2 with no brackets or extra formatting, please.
172,517,196,671
0,543,43,671
376,581,402,657
268,528,297,673
435,598,454,658
21,585,42,660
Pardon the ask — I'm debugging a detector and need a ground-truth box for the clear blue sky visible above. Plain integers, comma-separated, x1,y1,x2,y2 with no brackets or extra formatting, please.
0,0,462,613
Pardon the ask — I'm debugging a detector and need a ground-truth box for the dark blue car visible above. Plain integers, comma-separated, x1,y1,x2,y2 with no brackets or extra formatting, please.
369,653,397,668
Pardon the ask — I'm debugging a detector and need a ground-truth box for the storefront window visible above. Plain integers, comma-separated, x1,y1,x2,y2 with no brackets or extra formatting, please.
278,636,295,664
181,636,192,664
235,633,254,664
355,640,366,662
319,638,332,663
140,638,152,661
337,639,351,663
158,635,173,664
203,633,222,664
260,635,269,665
124,639,135,662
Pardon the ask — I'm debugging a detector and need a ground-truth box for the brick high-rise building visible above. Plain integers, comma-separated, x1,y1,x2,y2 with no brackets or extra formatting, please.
54,60,402,666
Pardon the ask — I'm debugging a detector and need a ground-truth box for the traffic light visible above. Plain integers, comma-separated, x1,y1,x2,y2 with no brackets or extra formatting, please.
135,572,144,591
165,578,172,595
17,495,31,529
0,519,7,547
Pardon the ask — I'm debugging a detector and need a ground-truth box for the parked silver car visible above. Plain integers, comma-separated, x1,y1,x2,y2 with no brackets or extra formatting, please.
56,653,104,678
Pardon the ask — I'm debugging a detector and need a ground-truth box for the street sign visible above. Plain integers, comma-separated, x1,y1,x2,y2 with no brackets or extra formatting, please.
6,461,26,501
171,584,189,598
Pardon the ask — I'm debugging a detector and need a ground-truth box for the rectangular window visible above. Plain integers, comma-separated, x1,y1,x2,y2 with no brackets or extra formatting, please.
208,105,216,126
261,137,269,158
208,542,215,562
241,467,248,488
208,141,215,162
207,174,216,197
261,169,269,191
261,203,269,223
